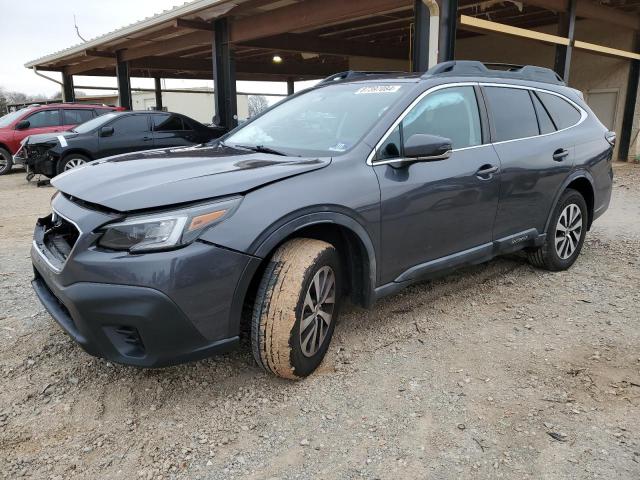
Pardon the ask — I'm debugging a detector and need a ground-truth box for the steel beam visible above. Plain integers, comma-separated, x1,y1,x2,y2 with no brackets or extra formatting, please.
154,78,163,111
619,33,640,161
61,71,75,103
212,18,237,131
116,52,132,110
554,0,576,83
438,0,457,62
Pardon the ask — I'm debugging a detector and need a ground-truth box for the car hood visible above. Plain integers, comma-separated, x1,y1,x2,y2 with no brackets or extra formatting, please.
51,144,331,212
26,131,78,145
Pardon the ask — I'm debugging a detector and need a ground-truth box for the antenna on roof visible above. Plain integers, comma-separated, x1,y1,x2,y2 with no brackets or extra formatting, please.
73,14,87,42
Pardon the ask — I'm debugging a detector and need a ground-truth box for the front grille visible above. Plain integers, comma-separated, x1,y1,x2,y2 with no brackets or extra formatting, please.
42,213,80,263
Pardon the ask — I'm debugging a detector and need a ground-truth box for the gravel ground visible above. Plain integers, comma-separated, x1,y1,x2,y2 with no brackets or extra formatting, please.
1,164,639,480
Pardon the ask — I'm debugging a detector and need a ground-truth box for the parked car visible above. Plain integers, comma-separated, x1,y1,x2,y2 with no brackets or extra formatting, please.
0,103,120,175
18,111,224,178
31,61,613,378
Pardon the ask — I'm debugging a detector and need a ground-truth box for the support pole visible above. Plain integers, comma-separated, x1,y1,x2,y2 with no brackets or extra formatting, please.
437,0,457,63
412,0,430,72
287,78,295,96
154,77,163,111
116,52,132,110
213,18,238,131
554,0,577,83
61,71,75,103
619,33,640,161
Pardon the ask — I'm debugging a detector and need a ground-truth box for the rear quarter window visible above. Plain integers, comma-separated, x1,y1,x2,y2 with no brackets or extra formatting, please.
484,87,539,142
537,92,582,130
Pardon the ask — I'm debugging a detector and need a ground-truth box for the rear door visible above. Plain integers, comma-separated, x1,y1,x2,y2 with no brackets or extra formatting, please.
483,85,582,239
97,114,153,158
61,108,95,131
151,113,200,148
373,84,502,284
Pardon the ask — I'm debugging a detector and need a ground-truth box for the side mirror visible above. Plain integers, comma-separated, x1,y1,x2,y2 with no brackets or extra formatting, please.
99,126,114,137
16,120,30,130
404,134,452,161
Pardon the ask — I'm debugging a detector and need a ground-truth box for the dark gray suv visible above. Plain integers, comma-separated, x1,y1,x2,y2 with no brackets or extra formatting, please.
31,61,613,379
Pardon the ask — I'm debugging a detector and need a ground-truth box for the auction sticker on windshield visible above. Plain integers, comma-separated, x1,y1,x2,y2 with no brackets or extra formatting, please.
355,85,401,94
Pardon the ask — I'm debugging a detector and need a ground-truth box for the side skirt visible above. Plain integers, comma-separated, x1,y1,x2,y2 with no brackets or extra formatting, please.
373,229,543,302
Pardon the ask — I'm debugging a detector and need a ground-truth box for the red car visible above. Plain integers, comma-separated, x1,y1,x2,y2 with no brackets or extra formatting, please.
0,103,121,175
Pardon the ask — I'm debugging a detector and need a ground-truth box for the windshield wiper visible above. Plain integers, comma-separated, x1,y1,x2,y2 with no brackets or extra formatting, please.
235,144,287,156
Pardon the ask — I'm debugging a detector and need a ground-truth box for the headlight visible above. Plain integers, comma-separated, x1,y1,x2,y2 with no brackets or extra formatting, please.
97,197,241,252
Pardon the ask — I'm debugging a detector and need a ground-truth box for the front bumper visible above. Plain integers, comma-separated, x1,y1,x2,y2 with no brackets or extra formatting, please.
30,194,260,367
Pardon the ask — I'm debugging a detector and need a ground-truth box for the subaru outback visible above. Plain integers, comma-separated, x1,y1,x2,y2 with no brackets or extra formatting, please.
31,61,613,379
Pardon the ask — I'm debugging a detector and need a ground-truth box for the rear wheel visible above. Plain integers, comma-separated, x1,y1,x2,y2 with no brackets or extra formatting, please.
57,154,89,175
251,238,342,379
0,147,13,175
528,188,588,271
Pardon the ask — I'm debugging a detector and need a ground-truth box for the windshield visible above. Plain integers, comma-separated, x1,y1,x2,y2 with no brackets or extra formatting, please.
72,112,118,134
0,107,34,128
225,83,408,156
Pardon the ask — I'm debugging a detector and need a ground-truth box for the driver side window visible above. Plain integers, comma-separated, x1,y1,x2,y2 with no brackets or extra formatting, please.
377,86,482,161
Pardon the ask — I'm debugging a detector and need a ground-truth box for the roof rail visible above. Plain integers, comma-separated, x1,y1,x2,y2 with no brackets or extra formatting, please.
319,70,406,85
423,60,564,86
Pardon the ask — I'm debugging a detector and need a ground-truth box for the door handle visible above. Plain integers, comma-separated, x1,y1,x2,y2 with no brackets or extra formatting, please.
142,136,153,141
553,148,569,162
476,164,499,179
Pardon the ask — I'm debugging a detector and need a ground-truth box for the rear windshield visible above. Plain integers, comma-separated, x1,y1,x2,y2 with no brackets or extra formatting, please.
0,107,34,128
225,83,408,156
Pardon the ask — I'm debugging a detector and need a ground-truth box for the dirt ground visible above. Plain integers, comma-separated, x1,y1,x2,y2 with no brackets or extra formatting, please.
0,163,639,480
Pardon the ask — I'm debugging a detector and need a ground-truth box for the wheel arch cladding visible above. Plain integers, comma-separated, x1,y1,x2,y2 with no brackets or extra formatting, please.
566,177,595,229
246,216,377,315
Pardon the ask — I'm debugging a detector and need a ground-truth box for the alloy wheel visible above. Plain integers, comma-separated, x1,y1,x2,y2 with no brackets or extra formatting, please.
555,203,583,260
299,266,336,357
64,158,86,171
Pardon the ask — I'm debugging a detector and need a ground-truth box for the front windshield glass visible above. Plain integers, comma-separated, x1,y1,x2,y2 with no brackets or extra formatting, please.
0,107,34,128
225,83,408,156
73,112,118,134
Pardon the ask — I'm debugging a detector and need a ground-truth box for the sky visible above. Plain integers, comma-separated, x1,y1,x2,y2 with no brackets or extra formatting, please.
0,0,294,98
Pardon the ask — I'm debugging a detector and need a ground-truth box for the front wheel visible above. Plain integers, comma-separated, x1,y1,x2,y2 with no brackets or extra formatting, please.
57,154,89,175
528,188,588,271
251,238,342,379
0,147,13,175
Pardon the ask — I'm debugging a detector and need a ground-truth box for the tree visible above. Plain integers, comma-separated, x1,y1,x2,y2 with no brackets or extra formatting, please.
248,95,269,118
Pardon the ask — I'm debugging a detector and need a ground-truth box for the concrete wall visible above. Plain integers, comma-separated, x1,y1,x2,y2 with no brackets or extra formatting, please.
130,90,250,124
456,19,635,160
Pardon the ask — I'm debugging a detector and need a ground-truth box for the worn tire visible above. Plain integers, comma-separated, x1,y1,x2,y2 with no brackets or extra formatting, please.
528,188,588,271
0,147,13,175
251,238,342,379
57,154,89,175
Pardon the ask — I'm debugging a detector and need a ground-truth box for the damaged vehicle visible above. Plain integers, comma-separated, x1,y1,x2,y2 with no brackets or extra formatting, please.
31,61,613,379
18,111,223,178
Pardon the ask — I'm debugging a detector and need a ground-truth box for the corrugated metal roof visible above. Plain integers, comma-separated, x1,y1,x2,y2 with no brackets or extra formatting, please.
25,0,235,68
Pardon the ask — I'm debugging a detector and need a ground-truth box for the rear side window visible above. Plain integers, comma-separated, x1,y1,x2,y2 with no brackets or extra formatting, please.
484,87,539,142
95,108,114,116
110,115,150,135
63,109,94,125
153,114,186,131
531,93,556,135
25,109,61,128
537,92,581,130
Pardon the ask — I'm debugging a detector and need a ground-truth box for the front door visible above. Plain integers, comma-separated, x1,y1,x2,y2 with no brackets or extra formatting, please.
98,114,153,158
372,85,501,284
